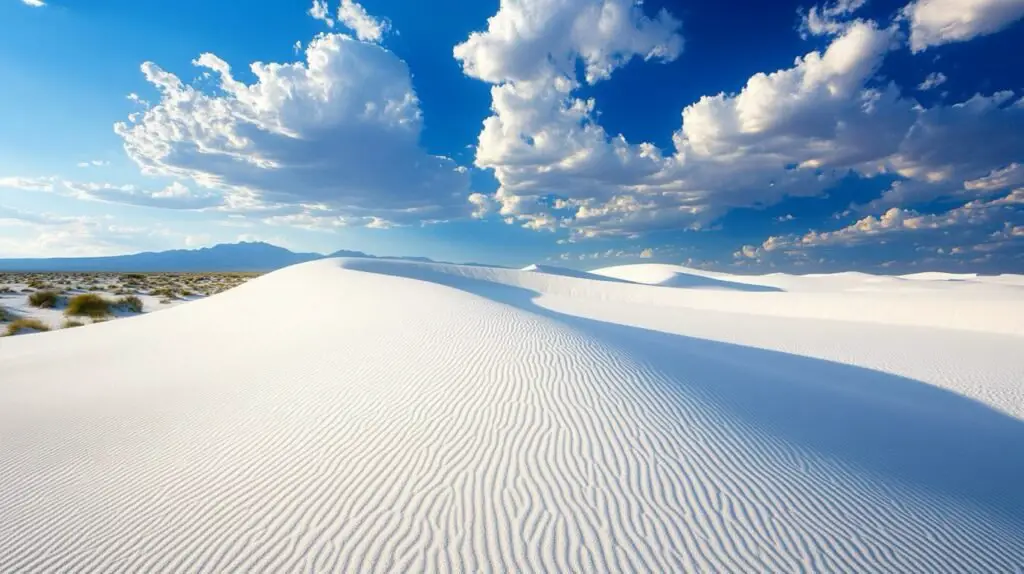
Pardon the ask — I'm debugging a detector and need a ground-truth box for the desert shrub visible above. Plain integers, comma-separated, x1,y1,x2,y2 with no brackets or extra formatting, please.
5,318,50,336
28,290,60,308
0,305,15,322
121,273,146,281
64,293,112,318
116,295,144,313
62,319,85,329
152,287,179,299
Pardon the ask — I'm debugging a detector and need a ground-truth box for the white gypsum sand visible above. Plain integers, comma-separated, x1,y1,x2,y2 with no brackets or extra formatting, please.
2,258,1023,572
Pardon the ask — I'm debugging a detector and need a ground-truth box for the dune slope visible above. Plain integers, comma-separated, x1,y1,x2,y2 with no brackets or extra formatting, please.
2,258,1023,572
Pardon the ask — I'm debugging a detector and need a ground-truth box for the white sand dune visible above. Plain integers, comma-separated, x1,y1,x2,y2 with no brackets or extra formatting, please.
594,263,783,292
521,263,632,283
2,258,1023,572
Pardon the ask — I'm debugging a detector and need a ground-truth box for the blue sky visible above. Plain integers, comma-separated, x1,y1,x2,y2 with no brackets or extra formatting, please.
1,0,1022,272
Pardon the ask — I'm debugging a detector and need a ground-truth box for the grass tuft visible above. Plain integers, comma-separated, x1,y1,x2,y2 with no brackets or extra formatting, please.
115,295,144,313
5,318,50,336
65,293,112,318
28,290,61,308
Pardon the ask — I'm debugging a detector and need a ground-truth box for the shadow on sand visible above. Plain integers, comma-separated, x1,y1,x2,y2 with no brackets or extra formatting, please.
645,270,785,292
343,259,1024,529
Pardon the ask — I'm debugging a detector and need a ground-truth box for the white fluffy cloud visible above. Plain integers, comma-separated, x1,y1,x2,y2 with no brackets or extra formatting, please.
904,0,1024,52
115,32,469,227
20,0,45,7
458,0,1024,242
308,0,389,42
454,0,682,86
458,9,915,238
337,0,389,42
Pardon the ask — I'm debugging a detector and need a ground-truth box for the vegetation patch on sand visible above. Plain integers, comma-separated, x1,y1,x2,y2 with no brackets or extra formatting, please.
5,318,50,336
64,293,113,318
28,290,61,308
116,295,144,313
0,271,258,330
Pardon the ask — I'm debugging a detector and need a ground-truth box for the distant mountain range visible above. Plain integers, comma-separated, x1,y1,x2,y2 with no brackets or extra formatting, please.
0,242,478,272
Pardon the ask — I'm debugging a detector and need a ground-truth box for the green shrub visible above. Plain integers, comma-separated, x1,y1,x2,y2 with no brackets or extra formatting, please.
5,318,50,336
64,293,112,318
116,295,144,313
28,290,60,308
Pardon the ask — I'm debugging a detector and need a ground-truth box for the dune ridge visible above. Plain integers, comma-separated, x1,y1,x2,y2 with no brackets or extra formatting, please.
2,258,1023,572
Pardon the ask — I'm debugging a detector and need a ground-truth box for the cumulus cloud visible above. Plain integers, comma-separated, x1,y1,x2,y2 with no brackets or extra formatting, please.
468,192,495,219
917,71,947,90
453,0,685,238
903,0,1024,52
21,0,45,7
459,10,914,239
308,0,389,42
458,0,1024,243
337,0,389,42
737,189,1023,268
455,0,682,86
114,32,470,228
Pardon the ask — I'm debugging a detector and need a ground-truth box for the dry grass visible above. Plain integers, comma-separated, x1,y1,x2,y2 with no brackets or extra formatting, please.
5,318,50,336
28,290,61,308
116,295,144,313
64,293,112,318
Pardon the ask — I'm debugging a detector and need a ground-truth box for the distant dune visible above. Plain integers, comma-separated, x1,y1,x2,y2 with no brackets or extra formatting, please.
593,263,785,292
521,263,633,282
2,258,1023,572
